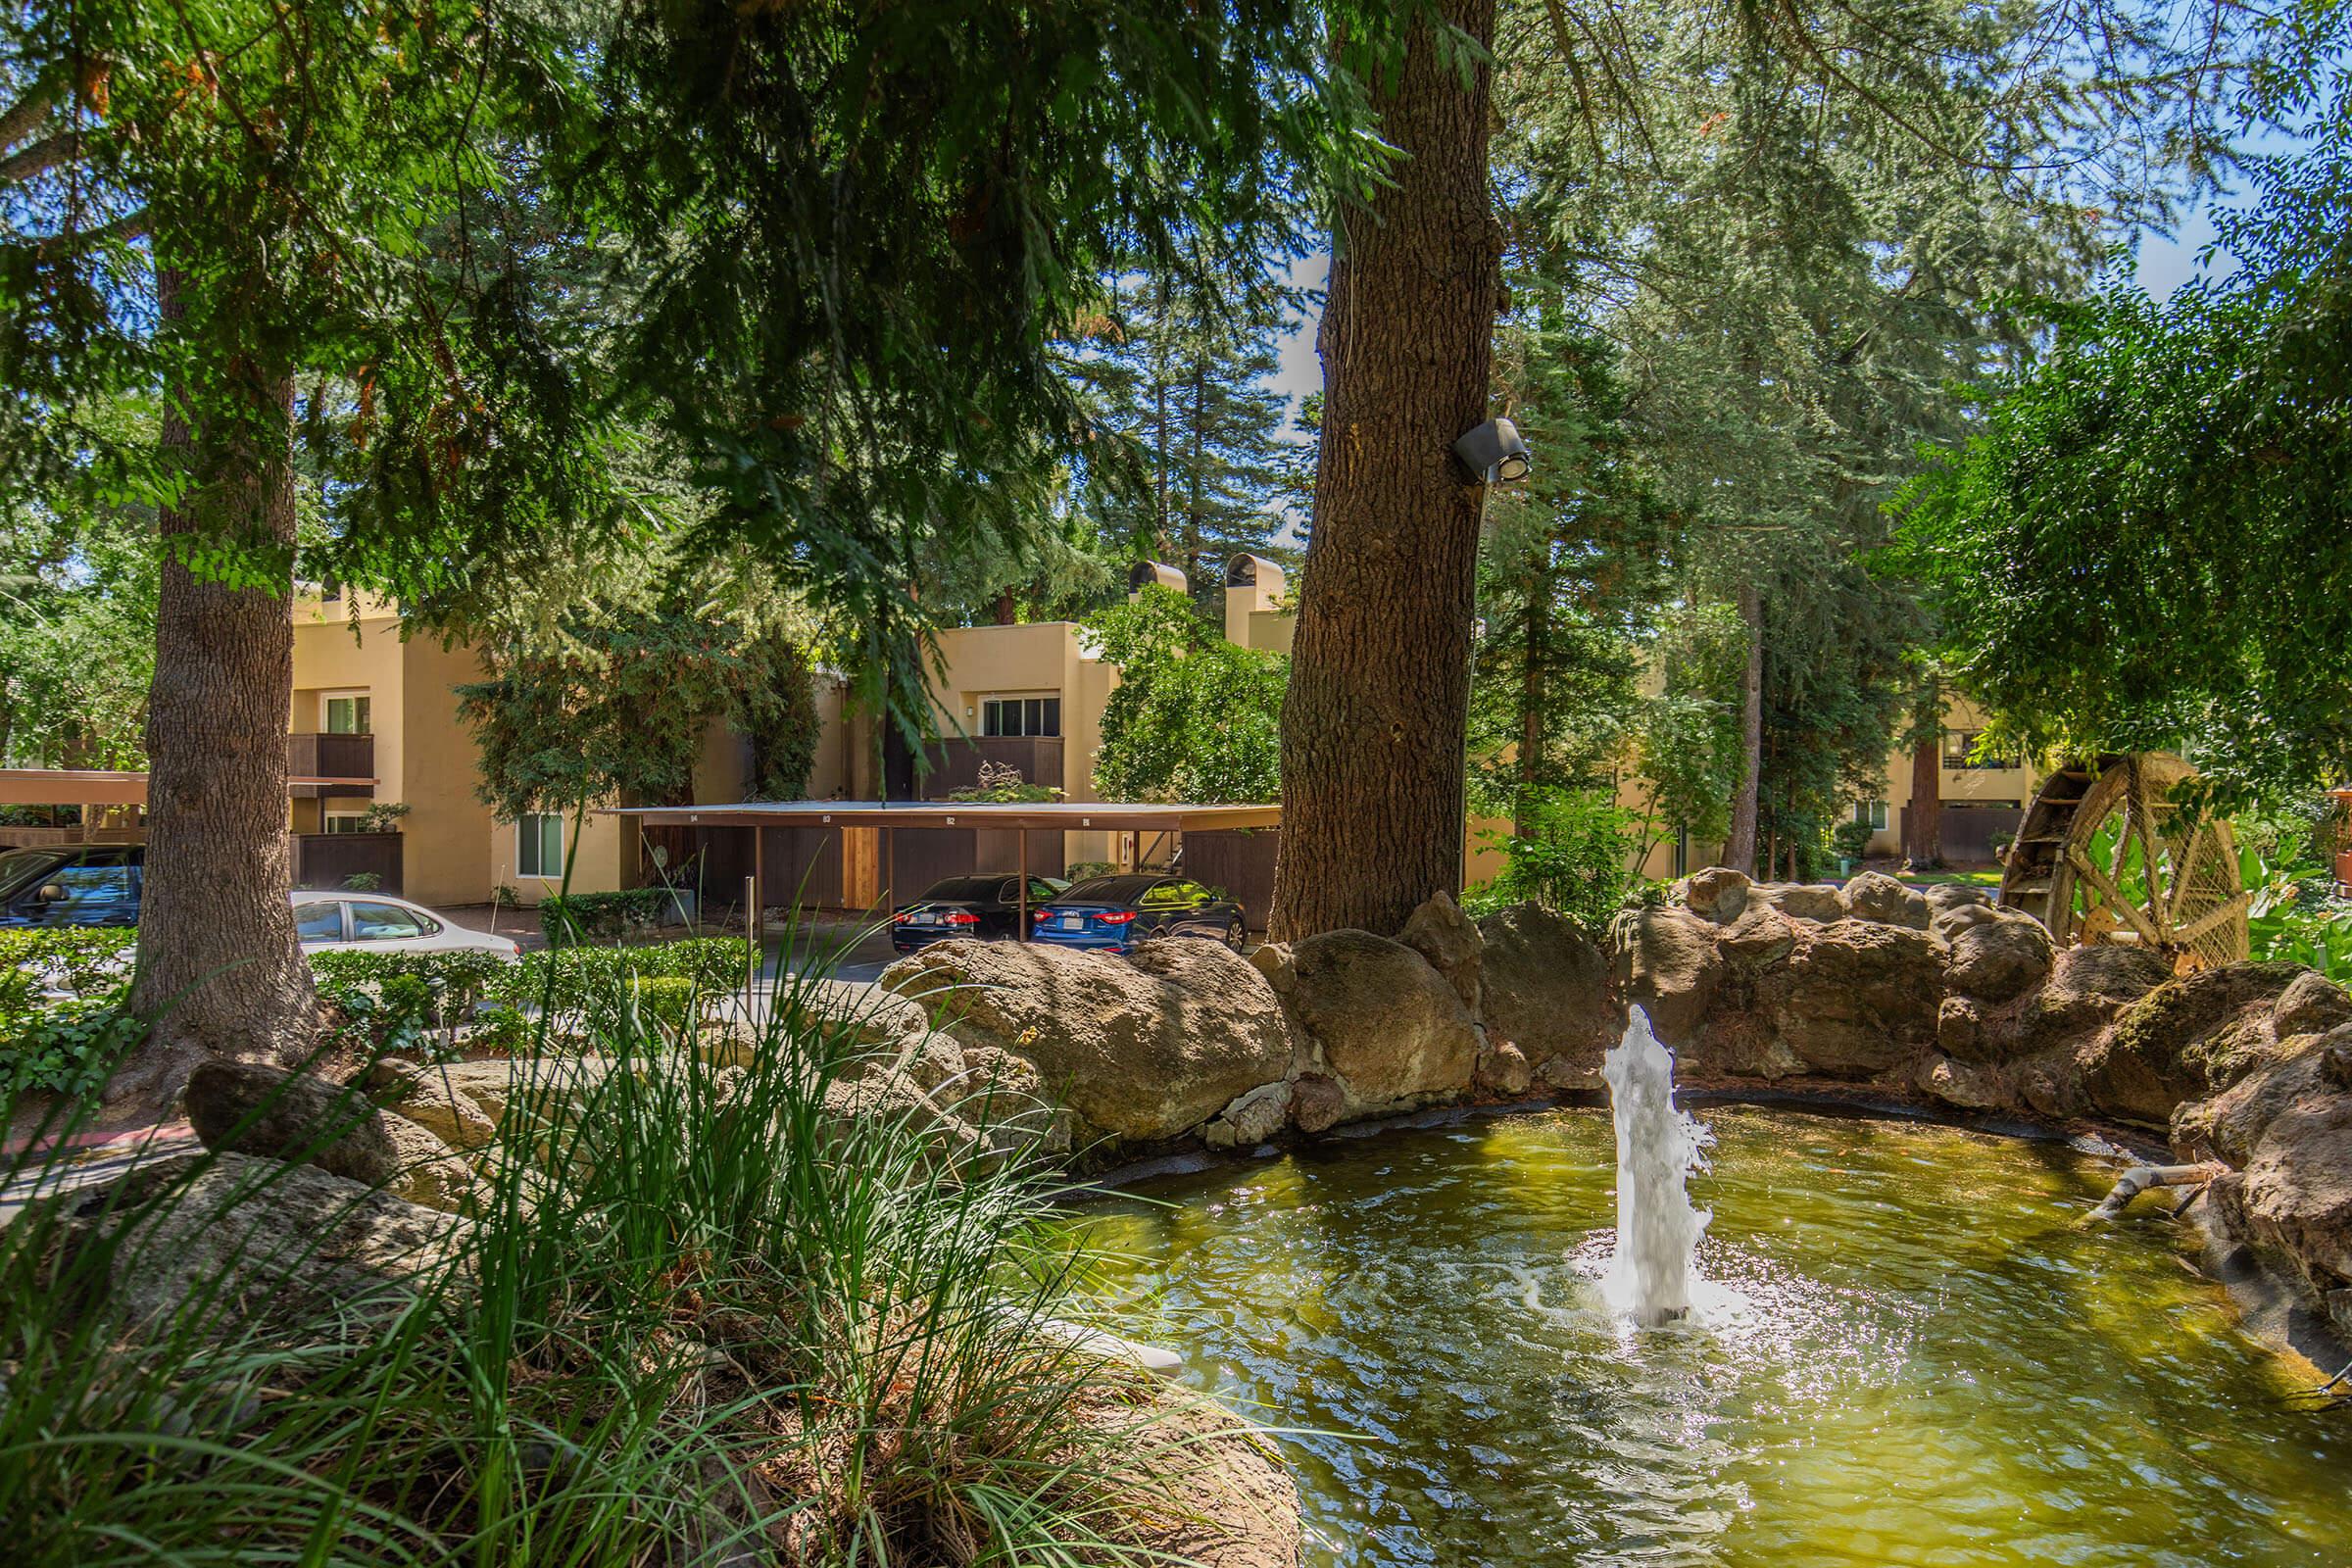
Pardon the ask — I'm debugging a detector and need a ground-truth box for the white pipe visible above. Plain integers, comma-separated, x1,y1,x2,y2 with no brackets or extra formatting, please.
2088,1162,2222,1222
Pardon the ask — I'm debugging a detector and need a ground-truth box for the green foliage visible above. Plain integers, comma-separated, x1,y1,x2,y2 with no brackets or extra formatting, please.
1089,586,1284,804
1832,818,1877,862
0,929,141,1097
493,938,750,1034
0,937,1162,1564
340,872,383,892
1467,787,1648,933
1892,21,2352,805
627,976,699,1036
355,802,412,832
539,888,685,945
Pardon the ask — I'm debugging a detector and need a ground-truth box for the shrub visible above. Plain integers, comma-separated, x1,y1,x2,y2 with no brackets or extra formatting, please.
1831,818,1875,862
1,930,140,1098
539,887,678,944
628,975,698,1035
1468,787,1650,934
0,929,1168,1566
490,937,751,1034
1064,859,1115,881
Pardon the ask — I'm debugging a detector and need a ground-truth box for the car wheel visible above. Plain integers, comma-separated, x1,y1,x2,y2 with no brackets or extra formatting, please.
1224,917,1246,953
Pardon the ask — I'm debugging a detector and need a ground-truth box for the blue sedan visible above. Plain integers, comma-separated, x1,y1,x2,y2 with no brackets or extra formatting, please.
1028,873,1247,955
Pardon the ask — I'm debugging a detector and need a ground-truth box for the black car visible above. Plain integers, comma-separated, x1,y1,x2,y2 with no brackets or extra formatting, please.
0,845,144,928
889,873,1070,953
1028,873,1247,954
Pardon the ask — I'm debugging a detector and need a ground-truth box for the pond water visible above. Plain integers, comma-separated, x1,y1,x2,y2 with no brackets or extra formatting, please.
1063,1105,2352,1568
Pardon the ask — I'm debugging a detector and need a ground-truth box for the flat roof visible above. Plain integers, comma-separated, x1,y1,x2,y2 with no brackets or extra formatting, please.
604,800,1281,832
0,768,378,807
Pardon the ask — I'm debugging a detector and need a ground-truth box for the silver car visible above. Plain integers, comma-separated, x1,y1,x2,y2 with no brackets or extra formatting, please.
292,890,520,958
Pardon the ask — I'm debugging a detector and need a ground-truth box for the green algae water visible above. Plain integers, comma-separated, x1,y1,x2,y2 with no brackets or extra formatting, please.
1064,1106,2352,1568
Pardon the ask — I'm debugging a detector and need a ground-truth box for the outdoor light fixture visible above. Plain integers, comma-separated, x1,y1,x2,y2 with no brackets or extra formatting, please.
1453,416,1532,484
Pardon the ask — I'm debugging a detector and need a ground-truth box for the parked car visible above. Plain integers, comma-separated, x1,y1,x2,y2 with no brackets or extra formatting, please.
0,845,143,928
1027,873,1246,954
889,873,1069,954
0,847,516,958
293,891,520,957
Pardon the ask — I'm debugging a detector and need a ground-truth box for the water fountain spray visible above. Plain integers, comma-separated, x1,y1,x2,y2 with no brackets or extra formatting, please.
1602,1005,1712,1326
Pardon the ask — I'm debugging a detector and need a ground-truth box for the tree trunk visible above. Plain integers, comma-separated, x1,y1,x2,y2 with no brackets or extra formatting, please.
1904,734,1942,869
115,270,315,1112
1269,0,1499,941
1723,579,1764,874
993,589,1017,626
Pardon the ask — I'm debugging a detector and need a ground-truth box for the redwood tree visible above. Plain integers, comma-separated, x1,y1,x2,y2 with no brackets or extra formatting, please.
1270,0,1502,940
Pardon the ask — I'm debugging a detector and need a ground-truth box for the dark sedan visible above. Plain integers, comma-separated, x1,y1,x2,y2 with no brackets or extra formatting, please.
0,845,143,928
1028,873,1247,954
889,873,1069,953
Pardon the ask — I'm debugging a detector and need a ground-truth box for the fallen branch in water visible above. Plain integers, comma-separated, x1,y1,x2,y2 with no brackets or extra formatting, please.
2086,1162,2225,1222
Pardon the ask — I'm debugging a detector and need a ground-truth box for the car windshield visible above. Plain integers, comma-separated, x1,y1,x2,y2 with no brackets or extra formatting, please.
919,876,1007,902
0,849,64,899
1057,874,1162,904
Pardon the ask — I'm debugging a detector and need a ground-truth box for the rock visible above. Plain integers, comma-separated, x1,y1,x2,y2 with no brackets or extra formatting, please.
1610,906,1722,1046
386,1069,501,1151
2211,1100,2352,1313
1944,911,2056,1004
1398,892,1484,1013
1937,996,1986,1061
879,937,1294,1145
1474,903,1621,1085
2077,960,2306,1128
2276,970,2352,1039
1917,1053,2005,1110
2174,1024,2352,1164
1768,920,1945,1076
939,1046,1075,1158
819,1071,982,1163
1291,1074,1347,1135
186,1060,405,1188
1717,904,1796,970
39,1152,472,1335
1758,882,1847,923
1923,882,1993,924
1929,900,1996,943
377,1114,488,1212
1203,1082,1292,1150
1475,1035,1534,1096
1993,945,2173,1063
1103,1390,1304,1568
1280,929,1478,1107
1843,871,1931,930
1681,866,1750,924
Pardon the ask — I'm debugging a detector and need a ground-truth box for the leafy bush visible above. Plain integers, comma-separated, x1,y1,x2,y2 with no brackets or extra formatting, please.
1,930,140,1098
1064,859,1115,881
309,948,512,1027
1831,818,1875,862
1,935,1166,1565
1465,787,1651,933
627,975,698,1035
490,937,750,1033
539,887,680,944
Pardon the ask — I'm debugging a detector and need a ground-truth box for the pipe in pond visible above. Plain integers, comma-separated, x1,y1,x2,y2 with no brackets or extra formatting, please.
2088,1162,2224,1222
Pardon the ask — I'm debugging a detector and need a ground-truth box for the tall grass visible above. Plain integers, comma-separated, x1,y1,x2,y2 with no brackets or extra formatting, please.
0,932,1205,1565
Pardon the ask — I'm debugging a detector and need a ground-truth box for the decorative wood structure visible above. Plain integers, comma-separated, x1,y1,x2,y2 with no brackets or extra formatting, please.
1998,753,2248,972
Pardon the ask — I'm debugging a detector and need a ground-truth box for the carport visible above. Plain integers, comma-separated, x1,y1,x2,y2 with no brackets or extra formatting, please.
605,799,1283,940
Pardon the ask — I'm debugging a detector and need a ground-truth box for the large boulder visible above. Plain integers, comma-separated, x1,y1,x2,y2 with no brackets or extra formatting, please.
1843,871,1931,930
1716,904,1797,971
1756,882,1848,923
1398,892,1484,1013
2076,960,2305,1128
1475,902,1621,1085
1610,906,1721,1047
1264,928,1477,1107
880,937,1294,1145
2210,1100,2352,1334
1679,866,1750,924
37,1152,472,1334
187,1059,406,1188
1766,919,1945,1076
2276,970,2352,1039
2174,1025,2352,1164
1943,910,2056,1004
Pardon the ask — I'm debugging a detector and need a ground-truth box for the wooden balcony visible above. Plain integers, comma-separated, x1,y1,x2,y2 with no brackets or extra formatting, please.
286,732,375,798
919,735,1065,799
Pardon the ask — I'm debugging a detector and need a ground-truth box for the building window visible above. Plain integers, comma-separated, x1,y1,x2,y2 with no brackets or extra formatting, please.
516,812,564,879
1854,800,1889,831
323,692,371,735
982,696,1060,738
322,811,370,835
1942,729,2019,770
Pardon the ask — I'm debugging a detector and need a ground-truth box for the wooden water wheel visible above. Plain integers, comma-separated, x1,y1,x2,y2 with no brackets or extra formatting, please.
1998,753,2249,973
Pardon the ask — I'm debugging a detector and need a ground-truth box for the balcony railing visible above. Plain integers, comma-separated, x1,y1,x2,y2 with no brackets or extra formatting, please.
286,732,375,798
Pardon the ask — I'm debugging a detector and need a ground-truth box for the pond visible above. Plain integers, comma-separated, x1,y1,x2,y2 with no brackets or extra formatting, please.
1064,1105,2352,1568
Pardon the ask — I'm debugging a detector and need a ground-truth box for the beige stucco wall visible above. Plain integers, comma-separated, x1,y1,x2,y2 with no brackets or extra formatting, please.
1865,696,2040,857
400,636,496,906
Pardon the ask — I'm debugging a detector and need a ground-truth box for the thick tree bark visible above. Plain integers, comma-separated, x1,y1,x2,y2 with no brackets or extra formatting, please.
1270,0,1499,941
1903,735,1942,869
1722,579,1764,875
115,270,316,1111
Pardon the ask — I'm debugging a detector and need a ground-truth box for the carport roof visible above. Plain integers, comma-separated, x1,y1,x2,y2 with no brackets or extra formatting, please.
604,800,1280,833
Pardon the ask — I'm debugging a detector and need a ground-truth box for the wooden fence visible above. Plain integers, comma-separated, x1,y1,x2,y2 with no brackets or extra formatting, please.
1899,805,2024,867
1183,828,1280,932
290,830,404,894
